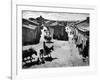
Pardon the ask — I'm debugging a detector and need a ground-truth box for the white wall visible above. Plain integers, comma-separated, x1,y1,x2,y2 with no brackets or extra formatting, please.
0,0,99,80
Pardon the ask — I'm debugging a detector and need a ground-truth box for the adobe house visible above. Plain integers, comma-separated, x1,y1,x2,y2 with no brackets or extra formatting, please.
75,17,90,47
22,18,42,45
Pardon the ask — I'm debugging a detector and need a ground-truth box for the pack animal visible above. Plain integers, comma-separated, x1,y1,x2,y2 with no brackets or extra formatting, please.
22,48,37,64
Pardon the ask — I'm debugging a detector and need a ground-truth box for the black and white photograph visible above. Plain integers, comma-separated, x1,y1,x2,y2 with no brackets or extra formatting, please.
22,11,90,69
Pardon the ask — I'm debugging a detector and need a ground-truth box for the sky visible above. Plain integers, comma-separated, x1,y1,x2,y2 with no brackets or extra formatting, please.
22,10,89,21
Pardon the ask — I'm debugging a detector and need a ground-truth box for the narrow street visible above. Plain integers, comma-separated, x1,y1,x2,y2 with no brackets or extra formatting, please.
23,40,89,68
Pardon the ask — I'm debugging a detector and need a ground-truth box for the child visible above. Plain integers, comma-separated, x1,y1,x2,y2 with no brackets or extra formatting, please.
39,49,45,64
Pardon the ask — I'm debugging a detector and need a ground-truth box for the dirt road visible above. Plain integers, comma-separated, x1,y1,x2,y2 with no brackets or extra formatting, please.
23,40,89,68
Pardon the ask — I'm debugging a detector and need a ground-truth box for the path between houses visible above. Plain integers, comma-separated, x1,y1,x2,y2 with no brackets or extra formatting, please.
24,40,89,68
